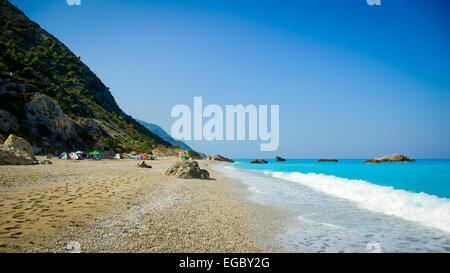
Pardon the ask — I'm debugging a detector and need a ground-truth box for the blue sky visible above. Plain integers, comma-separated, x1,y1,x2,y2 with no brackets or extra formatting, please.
10,0,450,158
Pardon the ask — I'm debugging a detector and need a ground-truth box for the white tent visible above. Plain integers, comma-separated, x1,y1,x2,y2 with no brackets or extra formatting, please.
58,152,69,160
75,151,87,159
114,153,123,159
69,152,80,160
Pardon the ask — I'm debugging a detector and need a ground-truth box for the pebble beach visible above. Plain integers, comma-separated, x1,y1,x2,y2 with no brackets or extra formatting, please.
0,157,282,253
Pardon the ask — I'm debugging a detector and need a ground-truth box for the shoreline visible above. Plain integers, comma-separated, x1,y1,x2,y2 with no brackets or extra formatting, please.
0,157,285,253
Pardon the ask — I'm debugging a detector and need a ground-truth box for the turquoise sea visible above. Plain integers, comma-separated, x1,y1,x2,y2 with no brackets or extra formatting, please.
216,159,450,252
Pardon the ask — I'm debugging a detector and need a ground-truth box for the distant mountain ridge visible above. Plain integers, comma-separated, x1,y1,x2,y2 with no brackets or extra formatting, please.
137,119,191,150
0,1,172,153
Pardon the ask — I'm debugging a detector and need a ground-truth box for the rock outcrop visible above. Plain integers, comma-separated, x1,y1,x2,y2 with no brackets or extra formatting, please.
165,161,210,179
24,93,80,147
362,154,415,164
250,159,268,164
375,153,416,162
318,159,338,162
0,109,19,132
0,134,36,165
361,159,381,164
207,154,235,163
276,156,286,162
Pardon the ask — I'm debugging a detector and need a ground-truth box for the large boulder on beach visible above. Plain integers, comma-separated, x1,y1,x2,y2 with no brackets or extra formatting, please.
0,145,35,165
0,134,37,165
207,154,235,163
3,134,35,158
375,153,415,162
165,160,210,179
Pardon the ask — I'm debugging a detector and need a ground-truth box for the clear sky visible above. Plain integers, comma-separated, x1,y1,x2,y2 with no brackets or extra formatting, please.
10,0,450,158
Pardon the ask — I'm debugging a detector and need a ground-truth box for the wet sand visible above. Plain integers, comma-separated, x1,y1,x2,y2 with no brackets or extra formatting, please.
0,157,283,253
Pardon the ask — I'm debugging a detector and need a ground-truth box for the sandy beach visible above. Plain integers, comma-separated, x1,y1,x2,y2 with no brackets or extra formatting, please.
0,157,283,253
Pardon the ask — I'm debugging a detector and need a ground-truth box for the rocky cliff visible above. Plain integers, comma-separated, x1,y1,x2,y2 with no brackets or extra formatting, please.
0,1,171,153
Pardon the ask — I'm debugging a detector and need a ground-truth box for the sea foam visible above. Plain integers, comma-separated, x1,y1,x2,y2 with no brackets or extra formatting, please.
266,171,450,233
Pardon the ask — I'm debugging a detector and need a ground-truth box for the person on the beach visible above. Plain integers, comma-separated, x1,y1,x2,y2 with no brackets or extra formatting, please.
138,161,151,168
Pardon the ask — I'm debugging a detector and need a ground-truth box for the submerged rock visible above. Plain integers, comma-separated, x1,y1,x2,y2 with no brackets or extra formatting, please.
318,159,338,162
165,160,210,179
250,159,259,164
276,156,286,162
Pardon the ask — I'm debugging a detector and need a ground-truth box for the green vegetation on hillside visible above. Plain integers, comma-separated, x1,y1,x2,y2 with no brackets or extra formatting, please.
0,1,171,152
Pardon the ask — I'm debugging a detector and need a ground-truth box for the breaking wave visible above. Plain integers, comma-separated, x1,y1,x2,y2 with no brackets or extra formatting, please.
264,171,450,233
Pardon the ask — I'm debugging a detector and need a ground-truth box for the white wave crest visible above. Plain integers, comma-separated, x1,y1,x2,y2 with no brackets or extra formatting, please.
268,171,450,233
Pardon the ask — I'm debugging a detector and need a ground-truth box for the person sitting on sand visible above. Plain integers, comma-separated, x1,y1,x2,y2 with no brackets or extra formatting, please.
138,161,152,168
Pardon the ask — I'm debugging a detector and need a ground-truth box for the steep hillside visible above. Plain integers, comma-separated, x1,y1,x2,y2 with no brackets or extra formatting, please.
0,1,171,153
137,119,191,150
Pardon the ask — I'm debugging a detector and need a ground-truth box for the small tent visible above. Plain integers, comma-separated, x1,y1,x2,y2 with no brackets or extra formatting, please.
180,156,188,160
114,153,123,159
136,154,150,159
58,152,69,160
89,151,102,160
76,151,88,159
69,152,80,160
131,155,144,160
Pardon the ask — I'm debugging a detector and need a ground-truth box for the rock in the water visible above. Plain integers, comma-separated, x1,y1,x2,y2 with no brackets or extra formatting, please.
207,154,235,163
0,109,19,132
318,159,338,162
375,153,416,162
3,134,34,158
361,159,381,164
165,160,210,179
362,154,415,164
276,156,286,162
250,159,268,164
